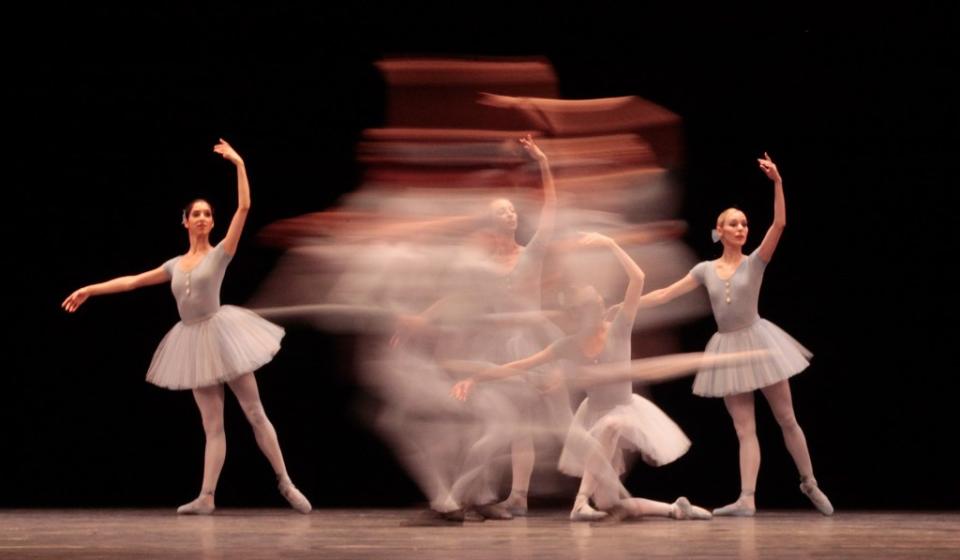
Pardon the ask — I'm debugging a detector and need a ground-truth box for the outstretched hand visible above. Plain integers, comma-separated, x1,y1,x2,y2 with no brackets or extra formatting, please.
518,134,547,161
62,287,91,313
214,138,244,166
758,152,781,182
450,378,476,402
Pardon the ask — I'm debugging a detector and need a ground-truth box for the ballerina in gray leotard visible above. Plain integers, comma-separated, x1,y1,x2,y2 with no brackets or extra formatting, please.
638,152,833,516
63,139,311,516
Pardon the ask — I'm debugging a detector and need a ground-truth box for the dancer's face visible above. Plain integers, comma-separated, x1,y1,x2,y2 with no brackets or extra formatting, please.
183,201,214,236
489,198,518,233
717,210,748,247
571,286,605,331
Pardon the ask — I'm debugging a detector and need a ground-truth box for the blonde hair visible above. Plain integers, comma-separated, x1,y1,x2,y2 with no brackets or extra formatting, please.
716,207,745,229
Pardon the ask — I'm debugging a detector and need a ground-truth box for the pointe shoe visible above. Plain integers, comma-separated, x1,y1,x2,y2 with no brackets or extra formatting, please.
426,496,467,523
278,479,312,514
672,497,713,520
409,508,467,526
463,509,487,522
712,497,756,517
177,494,215,515
569,501,609,522
431,508,466,522
800,478,834,516
497,494,528,517
473,502,513,520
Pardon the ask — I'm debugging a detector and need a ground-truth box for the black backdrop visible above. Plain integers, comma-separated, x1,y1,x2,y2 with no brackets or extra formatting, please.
6,4,957,510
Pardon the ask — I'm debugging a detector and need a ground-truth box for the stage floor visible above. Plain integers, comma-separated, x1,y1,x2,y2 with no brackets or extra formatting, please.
1,509,957,559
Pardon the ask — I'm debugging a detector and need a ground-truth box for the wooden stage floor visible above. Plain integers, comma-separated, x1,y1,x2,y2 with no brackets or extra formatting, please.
1,509,957,559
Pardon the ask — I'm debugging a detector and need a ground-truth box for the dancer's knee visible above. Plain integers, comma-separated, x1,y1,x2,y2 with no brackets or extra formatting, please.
243,404,270,429
732,419,757,441
202,416,225,437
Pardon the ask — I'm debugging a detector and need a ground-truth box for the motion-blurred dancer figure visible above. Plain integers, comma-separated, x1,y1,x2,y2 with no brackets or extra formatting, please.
453,232,711,522
406,135,567,519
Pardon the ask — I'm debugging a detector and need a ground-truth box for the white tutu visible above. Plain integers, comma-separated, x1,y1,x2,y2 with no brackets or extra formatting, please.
692,318,811,397
558,393,691,477
146,305,284,390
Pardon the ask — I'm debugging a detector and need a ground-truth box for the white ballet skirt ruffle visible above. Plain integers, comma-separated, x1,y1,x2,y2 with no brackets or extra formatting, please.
146,305,284,390
558,393,691,477
692,318,812,397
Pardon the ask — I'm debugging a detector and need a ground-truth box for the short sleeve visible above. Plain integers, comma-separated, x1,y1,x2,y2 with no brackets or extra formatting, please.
689,261,709,285
161,256,179,278
748,247,768,270
212,241,234,267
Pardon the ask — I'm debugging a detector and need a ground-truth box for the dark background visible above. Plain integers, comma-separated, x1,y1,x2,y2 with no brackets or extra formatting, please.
6,4,957,510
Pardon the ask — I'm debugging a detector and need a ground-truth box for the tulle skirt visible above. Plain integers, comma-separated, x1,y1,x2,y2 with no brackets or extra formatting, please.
146,305,284,390
558,393,690,477
692,318,811,397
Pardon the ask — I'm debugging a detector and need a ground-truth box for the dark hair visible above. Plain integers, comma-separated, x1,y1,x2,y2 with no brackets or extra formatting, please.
182,199,214,223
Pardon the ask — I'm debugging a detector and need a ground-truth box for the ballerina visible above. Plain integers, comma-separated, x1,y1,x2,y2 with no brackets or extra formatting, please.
62,139,311,515
637,153,833,516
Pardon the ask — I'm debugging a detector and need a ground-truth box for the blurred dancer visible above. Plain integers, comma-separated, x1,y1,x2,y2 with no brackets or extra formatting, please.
404,135,567,519
453,232,711,522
